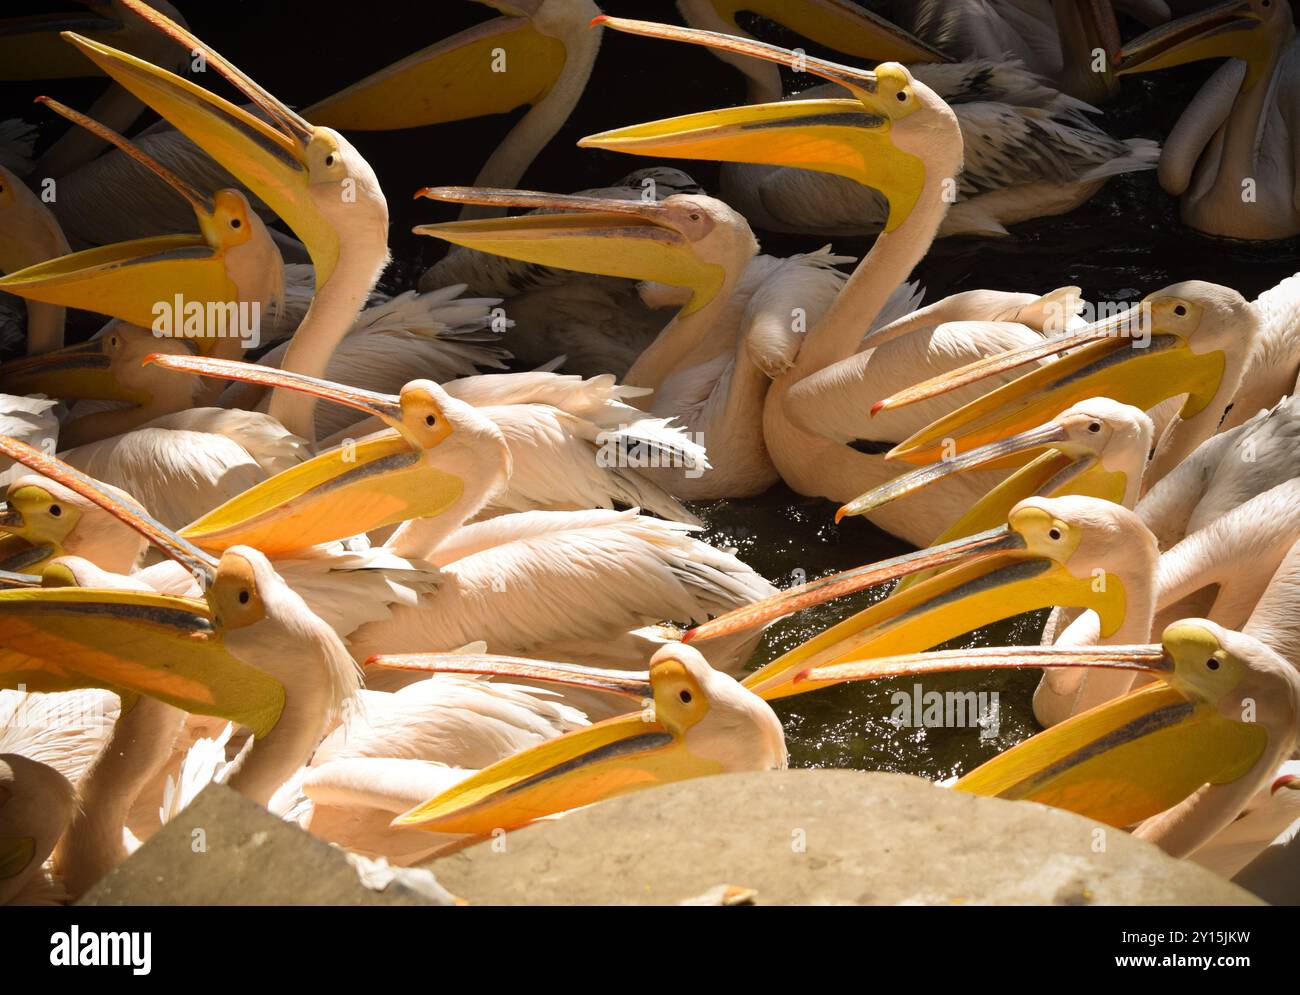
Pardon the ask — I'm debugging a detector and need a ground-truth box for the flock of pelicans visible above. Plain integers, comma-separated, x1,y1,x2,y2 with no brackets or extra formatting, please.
0,0,1298,905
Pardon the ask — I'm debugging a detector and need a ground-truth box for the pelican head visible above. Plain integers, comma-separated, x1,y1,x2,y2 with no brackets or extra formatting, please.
0,324,211,447
0,98,281,347
0,472,147,576
881,281,1256,466
384,642,786,835
578,17,960,232
415,187,757,315
1117,0,1291,93
689,494,1158,700
838,397,1154,539
805,619,1299,832
136,354,508,556
59,0,388,290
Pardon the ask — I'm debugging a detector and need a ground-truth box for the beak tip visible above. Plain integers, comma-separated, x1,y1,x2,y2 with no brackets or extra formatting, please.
834,507,848,524
681,627,697,644
589,15,608,28
869,400,886,417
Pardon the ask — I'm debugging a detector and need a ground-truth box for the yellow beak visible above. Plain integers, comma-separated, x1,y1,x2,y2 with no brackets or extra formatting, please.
143,355,465,556
881,307,1226,465
304,7,569,130
0,585,284,737
699,0,946,64
393,709,718,835
60,3,341,286
837,419,1130,565
1117,1,1273,92
415,186,725,315
735,514,1128,701
581,17,925,231
803,640,1267,828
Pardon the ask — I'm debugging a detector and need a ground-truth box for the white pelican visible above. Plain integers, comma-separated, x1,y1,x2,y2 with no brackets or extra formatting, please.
413,185,861,498
837,396,1154,547
676,0,1160,237
873,280,1260,491
1116,0,1300,239
578,18,1119,543
805,618,1299,861
378,643,786,836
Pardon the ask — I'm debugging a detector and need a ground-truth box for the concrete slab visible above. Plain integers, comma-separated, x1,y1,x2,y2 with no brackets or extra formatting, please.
426,770,1264,905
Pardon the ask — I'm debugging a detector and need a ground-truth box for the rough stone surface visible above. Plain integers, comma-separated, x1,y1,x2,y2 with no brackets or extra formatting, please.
427,770,1264,905
80,785,448,906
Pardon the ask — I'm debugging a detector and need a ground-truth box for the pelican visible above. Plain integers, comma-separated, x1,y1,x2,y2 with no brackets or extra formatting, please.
838,396,1154,547
0,538,311,899
873,280,1260,489
412,185,859,498
379,642,786,836
577,18,1101,543
676,0,1159,237
804,618,1300,860
1116,0,1300,240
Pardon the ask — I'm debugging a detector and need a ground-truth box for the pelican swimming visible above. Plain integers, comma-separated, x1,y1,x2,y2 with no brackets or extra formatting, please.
1116,0,1300,240
676,0,1160,237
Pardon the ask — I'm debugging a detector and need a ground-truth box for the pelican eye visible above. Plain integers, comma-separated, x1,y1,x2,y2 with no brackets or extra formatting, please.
689,213,700,221
896,91,907,102
324,153,336,167
679,689,692,704
48,504,61,517
425,414,436,427
1174,304,1187,316
1088,422,1101,433
230,218,242,229
1048,528,1062,541
1206,658,1220,671
238,589,250,605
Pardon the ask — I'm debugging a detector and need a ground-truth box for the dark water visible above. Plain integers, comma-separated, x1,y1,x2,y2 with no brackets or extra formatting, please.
7,1,1300,777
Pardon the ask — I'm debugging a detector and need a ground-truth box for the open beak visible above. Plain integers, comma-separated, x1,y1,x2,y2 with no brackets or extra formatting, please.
733,511,1128,701
581,18,926,231
802,640,1267,828
392,707,720,835
686,524,1025,643
0,434,218,585
60,1,341,285
0,97,248,347
880,307,1226,465
140,355,465,556
1117,1,1272,92
0,586,284,737
415,186,724,314
367,652,652,701
304,2,572,131
698,0,946,63
838,420,1079,523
